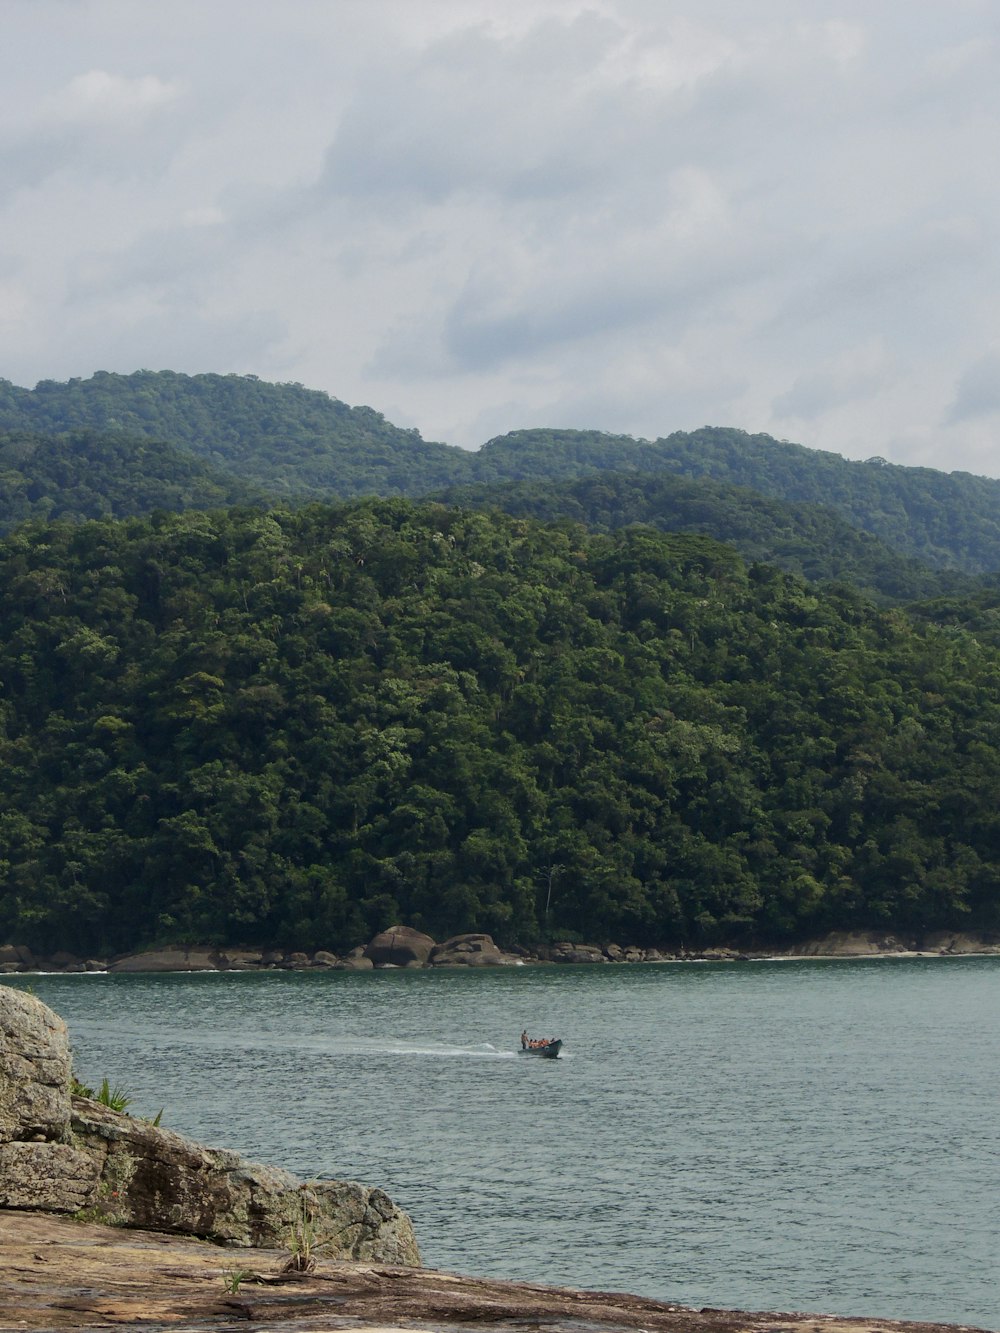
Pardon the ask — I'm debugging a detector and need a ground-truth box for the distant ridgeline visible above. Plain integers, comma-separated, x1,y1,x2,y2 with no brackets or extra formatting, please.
2,372,1000,598
0,371,468,499
1,500,1000,957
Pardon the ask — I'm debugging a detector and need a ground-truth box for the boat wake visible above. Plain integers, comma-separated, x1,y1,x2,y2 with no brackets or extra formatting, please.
374,1040,517,1060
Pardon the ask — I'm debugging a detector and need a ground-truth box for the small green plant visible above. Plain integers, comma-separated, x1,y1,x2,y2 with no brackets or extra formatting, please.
72,1070,162,1124
96,1077,132,1113
221,1268,254,1293
281,1192,333,1274
70,1073,131,1111
70,1074,95,1098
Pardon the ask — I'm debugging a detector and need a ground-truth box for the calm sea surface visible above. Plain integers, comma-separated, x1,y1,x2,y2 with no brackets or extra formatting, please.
9,958,1000,1328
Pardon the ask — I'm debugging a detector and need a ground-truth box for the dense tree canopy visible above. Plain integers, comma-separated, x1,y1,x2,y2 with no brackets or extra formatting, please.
438,472,981,604
0,429,259,530
0,371,466,498
3,372,1000,960
2,500,999,957
475,427,1000,575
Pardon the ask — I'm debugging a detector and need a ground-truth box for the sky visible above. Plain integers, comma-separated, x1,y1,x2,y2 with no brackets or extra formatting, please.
2,1,999,476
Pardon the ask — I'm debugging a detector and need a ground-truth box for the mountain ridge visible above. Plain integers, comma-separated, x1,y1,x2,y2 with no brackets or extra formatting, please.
5,370,1000,594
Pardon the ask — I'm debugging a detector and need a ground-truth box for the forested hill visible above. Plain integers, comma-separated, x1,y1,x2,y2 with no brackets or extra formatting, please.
3,421,970,603
475,428,1000,575
0,429,260,527
3,372,1000,579
438,473,980,604
2,500,1000,957
0,371,467,498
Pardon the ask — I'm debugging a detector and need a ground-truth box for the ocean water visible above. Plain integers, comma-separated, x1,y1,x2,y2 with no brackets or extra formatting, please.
8,957,1000,1328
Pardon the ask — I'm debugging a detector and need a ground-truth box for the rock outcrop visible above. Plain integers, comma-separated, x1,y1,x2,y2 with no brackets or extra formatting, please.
0,985,72,1144
0,986,419,1263
108,947,223,973
429,933,505,966
364,925,437,967
548,941,607,964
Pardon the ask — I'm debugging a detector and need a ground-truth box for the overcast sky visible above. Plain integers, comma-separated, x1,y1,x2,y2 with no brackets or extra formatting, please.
2,1,999,475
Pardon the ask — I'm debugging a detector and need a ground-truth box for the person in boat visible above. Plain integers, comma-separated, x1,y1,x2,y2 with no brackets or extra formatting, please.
521,1029,528,1049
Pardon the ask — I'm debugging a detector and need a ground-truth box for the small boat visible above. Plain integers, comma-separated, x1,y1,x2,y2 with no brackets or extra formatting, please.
518,1037,562,1058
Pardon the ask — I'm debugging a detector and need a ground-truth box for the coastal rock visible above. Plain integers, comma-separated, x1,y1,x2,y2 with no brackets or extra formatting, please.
0,987,72,1144
550,942,605,964
429,933,504,966
795,932,900,957
108,948,221,973
922,931,1000,955
283,951,310,968
0,986,420,1264
214,949,263,969
46,951,80,969
335,955,374,970
70,1099,420,1259
0,1142,99,1211
0,945,35,970
364,925,436,967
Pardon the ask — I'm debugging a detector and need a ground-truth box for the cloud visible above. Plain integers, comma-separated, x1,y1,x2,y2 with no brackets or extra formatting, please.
772,342,894,422
48,70,182,123
317,12,642,205
944,352,1000,424
1,1,999,475
0,68,185,202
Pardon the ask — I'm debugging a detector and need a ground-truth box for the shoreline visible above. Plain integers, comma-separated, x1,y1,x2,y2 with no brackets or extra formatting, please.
2,927,999,976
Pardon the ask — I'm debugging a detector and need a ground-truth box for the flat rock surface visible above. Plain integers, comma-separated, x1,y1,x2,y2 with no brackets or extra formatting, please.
0,1210,988,1333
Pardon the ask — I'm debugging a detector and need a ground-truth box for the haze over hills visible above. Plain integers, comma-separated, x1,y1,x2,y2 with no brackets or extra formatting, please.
437,473,982,605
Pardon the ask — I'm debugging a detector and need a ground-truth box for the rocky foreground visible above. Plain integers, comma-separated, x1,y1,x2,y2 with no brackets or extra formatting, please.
0,1208,991,1333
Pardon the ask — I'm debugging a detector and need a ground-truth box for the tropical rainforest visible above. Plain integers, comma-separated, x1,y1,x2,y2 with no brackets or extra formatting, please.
1,370,999,956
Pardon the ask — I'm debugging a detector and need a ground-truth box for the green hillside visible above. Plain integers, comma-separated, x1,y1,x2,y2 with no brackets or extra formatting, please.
0,429,259,528
0,371,467,498
1,500,999,957
439,473,980,604
2,373,999,581
474,428,1000,575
